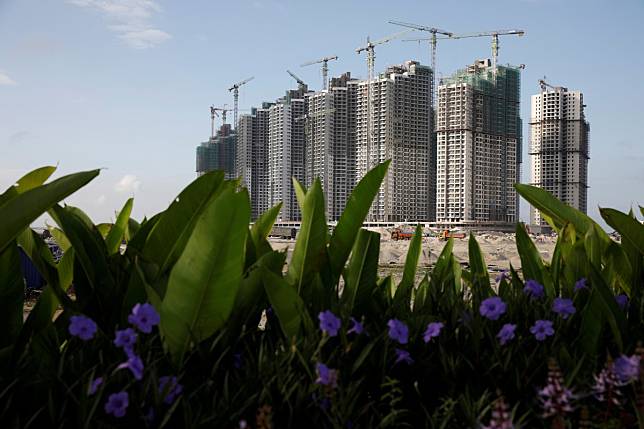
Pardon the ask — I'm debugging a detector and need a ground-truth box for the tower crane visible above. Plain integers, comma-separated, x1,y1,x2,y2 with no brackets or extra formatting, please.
286,70,307,92
210,105,232,134
228,76,254,130
300,55,338,90
356,29,413,169
449,29,525,72
539,77,559,92
389,20,452,102
405,29,525,74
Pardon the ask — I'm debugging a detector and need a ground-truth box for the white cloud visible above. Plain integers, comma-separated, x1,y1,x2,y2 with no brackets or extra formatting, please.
114,174,141,193
0,71,17,86
68,0,171,49
95,194,107,205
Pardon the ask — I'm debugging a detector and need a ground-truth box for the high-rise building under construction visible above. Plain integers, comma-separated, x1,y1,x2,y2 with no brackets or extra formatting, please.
236,103,272,220
268,87,310,221
196,123,236,179
304,72,358,221
529,84,589,232
436,59,522,229
355,60,434,222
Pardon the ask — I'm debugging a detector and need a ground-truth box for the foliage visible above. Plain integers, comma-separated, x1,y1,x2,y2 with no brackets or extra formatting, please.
0,165,642,428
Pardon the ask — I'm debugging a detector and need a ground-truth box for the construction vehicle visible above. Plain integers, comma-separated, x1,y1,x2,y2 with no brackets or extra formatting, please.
440,229,467,241
391,226,415,240
301,55,338,90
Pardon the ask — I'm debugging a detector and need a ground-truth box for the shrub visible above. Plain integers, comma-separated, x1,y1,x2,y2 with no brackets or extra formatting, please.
0,164,642,428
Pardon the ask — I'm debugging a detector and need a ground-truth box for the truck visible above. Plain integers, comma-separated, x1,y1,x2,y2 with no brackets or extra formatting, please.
439,229,467,241
391,227,415,240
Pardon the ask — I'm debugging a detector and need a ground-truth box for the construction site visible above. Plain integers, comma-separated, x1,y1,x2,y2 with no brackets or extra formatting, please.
194,21,589,233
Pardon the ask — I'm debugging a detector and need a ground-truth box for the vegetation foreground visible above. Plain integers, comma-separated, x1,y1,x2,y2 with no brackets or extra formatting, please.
0,162,643,428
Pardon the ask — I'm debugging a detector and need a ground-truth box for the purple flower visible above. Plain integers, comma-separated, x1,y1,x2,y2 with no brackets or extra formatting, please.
482,396,514,429
538,360,573,418
574,278,587,292
593,366,623,404
128,303,160,334
479,297,507,321
394,348,414,365
495,270,508,283
347,317,364,335
68,315,98,341
523,279,545,299
104,391,129,418
159,375,183,404
387,319,409,344
318,310,341,337
530,320,554,341
613,355,640,384
114,328,137,352
88,376,103,395
315,362,338,388
497,323,516,346
552,298,576,319
117,354,144,380
615,294,629,310
423,322,444,343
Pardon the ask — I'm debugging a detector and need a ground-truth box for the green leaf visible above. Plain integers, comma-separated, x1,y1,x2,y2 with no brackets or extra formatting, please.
328,161,390,284
293,178,307,209
0,166,56,207
515,184,595,235
286,178,328,295
142,171,226,297
263,267,309,340
233,251,286,326
0,245,23,348
47,226,71,252
248,203,282,263
393,225,422,313
0,169,99,253
468,233,492,293
49,204,116,327
160,187,250,362
105,198,133,255
601,208,644,256
342,229,380,315
516,222,553,296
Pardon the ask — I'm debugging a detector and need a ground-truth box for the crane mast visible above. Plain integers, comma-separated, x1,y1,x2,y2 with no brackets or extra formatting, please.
301,55,338,90
228,76,254,130
356,29,413,171
389,20,452,107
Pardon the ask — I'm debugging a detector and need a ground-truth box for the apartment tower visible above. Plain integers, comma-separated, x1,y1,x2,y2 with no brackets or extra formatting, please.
304,72,358,221
529,84,589,232
268,87,310,221
236,103,272,220
355,60,433,222
196,123,236,179
436,59,522,229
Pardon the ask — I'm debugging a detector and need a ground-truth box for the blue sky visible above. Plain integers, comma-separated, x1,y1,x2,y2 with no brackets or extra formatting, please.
1,0,642,226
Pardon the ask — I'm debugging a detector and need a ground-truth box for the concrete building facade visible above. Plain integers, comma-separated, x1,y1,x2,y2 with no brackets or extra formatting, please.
268,87,309,221
236,103,272,220
196,123,236,179
355,60,434,222
304,72,358,221
436,59,522,229
529,85,589,232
